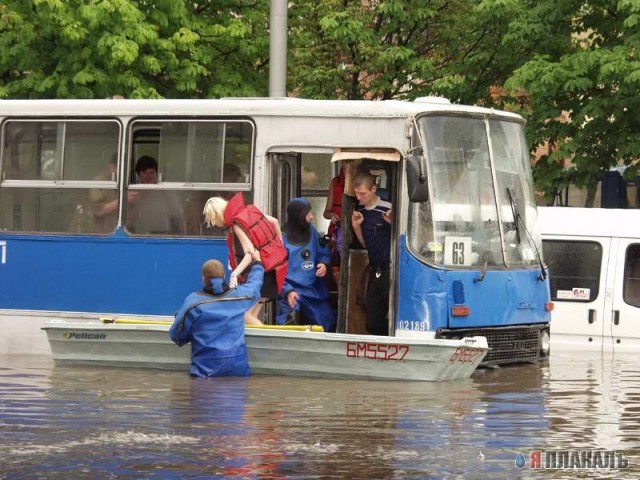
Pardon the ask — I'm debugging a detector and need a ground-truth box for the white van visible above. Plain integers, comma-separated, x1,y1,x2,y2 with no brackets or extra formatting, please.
538,207,640,351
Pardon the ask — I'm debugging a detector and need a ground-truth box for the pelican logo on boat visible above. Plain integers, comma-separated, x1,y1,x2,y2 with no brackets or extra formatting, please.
63,332,107,341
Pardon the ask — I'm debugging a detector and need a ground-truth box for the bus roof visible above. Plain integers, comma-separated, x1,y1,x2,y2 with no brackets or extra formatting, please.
0,97,523,121
538,206,640,239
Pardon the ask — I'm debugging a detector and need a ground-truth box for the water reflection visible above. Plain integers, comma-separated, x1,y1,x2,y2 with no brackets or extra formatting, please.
546,350,640,453
0,353,638,479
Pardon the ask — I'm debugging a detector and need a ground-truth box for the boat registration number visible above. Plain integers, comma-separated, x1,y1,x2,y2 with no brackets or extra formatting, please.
449,346,483,364
346,342,409,361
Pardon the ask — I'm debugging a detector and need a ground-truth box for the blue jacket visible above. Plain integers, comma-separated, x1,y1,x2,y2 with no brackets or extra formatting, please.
169,263,263,377
281,226,331,299
277,225,336,332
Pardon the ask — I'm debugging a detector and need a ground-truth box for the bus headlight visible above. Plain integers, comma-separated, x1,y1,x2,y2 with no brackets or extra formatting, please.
540,330,550,357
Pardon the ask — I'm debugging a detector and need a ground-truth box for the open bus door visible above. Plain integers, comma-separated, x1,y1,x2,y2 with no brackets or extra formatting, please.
269,148,399,334
331,149,400,335
266,152,300,324
270,152,301,227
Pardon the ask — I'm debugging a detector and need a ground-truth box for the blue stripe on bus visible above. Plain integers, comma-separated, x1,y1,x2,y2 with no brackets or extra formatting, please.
0,229,227,316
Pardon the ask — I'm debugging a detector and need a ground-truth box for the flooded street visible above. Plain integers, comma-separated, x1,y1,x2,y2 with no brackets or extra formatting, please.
1,351,638,479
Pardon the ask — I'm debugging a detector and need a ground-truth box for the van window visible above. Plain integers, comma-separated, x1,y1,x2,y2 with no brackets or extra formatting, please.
624,244,640,308
542,240,602,302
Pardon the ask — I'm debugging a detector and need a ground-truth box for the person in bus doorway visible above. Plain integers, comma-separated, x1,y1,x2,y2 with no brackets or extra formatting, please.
127,155,186,235
323,166,345,282
323,166,345,241
277,198,337,332
169,255,263,378
202,193,288,326
351,170,392,336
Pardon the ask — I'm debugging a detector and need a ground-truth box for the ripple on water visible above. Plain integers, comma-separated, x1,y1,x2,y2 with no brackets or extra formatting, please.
1,353,639,478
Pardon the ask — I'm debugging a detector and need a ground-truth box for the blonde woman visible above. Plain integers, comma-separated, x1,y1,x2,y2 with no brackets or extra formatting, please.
203,193,288,326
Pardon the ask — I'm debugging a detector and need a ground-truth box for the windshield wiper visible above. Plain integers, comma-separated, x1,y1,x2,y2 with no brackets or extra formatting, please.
505,187,547,281
475,258,489,283
506,187,522,244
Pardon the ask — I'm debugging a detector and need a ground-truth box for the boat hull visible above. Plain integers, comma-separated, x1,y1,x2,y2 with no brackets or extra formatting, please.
42,319,488,381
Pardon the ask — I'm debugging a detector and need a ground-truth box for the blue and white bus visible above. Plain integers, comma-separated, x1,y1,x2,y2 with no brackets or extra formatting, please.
0,97,551,365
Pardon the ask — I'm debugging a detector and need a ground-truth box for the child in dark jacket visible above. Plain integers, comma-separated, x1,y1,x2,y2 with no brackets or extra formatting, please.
276,198,337,332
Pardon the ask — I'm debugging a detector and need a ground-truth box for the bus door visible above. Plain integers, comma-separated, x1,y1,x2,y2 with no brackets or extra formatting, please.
264,152,297,324
542,236,611,350
270,152,300,222
268,151,334,233
268,150,336,323
608,239,640,350
330,151,399,335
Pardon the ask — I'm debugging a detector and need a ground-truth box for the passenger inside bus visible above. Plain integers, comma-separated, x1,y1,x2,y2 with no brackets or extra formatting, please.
88,153,139,234
351,170,393,336
126,155,186,235
323,166,345,272
88,154,120,234
223,162,244,185
183,163,246,236
277,198,336,332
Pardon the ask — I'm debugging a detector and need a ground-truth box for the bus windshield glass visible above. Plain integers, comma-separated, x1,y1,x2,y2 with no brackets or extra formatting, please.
408,115,541,269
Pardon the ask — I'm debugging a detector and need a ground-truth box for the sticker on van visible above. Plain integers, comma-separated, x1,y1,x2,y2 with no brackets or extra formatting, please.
557,288,591,300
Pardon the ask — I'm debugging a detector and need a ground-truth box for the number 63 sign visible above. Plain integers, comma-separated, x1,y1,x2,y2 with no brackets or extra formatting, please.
444,236,472,266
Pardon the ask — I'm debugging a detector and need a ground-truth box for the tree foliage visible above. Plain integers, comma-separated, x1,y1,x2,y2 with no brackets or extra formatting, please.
287,0,569,105
1,0,638,202
505,0,640,203
0,0,270,99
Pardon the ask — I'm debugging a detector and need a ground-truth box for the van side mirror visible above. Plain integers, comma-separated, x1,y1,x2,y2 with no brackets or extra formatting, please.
406,155,429,202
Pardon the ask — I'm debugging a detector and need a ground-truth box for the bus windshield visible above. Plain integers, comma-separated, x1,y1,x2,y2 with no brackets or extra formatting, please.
408,115,541,269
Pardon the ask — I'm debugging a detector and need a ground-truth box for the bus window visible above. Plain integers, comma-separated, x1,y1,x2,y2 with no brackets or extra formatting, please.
300,152,333,235
411,116,500,267
542,240,602,302
624,244,640,308
410,115,541,269
126,120,254,237
130,120,252,184
0,120,120,234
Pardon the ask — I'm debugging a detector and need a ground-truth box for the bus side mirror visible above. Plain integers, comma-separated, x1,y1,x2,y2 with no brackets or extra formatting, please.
406,155,429,202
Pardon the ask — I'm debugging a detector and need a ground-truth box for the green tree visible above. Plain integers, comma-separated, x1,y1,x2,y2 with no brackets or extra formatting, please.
287,0,569,105
0,0,270,99
505,0,640,205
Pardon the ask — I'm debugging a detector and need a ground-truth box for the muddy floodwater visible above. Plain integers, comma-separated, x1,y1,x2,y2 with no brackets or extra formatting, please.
1,351,638,479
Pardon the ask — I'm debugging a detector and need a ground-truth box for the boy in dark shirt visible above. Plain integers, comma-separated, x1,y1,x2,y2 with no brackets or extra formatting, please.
351,171,392,336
